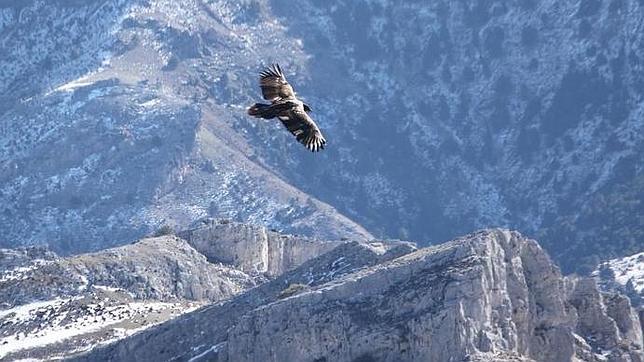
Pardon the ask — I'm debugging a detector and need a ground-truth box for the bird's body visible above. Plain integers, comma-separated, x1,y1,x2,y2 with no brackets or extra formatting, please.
247,64,326,152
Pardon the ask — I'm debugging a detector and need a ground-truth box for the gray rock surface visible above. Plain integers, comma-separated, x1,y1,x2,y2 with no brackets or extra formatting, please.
0,220,357,360
178,218,345,277
567,277,643,362
74,229,642,362
72,238,406,362
1,235,257,308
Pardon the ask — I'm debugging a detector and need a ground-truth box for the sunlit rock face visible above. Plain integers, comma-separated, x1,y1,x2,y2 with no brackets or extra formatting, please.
177,218,346,277
594,252,644,333
0,234,258,361
0,220,354,360
75,230,643,362
2,221,640,360
1,0,642,273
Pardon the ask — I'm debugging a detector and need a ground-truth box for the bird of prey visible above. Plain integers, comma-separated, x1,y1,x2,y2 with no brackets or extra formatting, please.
247,63,326,152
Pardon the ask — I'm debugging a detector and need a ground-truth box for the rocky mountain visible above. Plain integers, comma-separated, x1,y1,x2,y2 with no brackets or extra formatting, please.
1,0,642,274
1,219,371,360
0,234,258,309
1,220,641,361
0,233,254,360
70,229,642,362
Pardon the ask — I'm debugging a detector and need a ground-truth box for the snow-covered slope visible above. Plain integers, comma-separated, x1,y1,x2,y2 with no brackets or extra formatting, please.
598,252,644,294
594,252,644,328
0,234,237,361
0,292,202,360
1,0,642,273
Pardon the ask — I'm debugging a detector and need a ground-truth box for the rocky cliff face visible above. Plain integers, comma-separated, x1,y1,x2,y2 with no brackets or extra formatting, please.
75,229,642,362
178,218,347,276
567,277,643,361
0,220,350,360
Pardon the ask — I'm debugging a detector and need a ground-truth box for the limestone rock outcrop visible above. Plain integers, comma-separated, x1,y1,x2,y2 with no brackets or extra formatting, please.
76,229,642,362
178,218,346,277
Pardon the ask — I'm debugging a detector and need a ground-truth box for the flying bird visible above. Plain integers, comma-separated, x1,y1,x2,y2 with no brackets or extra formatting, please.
247,63,326,152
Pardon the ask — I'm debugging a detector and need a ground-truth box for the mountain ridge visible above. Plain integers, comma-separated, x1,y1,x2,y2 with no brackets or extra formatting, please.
70,228,643,362
1,220,641,361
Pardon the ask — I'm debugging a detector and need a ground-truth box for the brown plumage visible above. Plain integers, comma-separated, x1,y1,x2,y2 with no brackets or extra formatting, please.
247,64,326,152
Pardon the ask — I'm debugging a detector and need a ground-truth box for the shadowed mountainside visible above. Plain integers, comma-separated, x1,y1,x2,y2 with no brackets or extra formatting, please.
1,0,642,273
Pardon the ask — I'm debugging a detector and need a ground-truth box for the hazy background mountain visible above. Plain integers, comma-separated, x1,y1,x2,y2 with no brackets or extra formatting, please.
1,0,642,273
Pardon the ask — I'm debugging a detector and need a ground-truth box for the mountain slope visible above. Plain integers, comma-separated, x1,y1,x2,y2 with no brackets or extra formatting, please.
261,0,644,273
1,0,642,272
0,0,372,254
594,251,644,332
0,235,253,360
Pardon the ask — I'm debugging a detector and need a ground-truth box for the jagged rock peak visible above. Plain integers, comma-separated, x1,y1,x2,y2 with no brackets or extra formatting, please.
74,229,642,362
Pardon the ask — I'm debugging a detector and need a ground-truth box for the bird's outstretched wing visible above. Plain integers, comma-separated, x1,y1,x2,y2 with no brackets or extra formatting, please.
260,63,295,102
279,106,326,152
